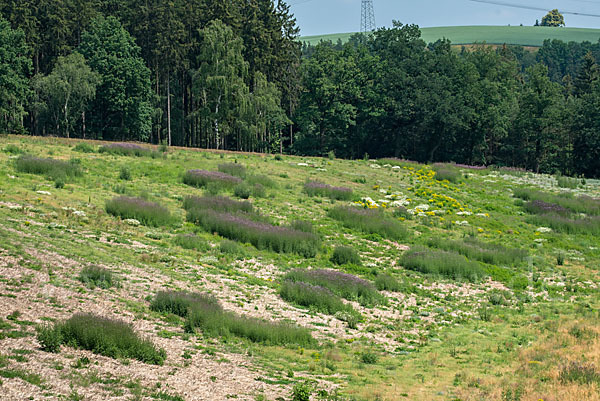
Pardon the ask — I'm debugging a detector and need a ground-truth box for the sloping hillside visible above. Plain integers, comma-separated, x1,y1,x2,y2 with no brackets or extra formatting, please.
300,25,600,46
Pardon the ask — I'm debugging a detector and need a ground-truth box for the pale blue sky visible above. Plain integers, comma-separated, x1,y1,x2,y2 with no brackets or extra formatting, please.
291,0,600,36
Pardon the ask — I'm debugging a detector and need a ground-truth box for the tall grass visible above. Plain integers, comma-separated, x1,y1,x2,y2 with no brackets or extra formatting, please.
183,195,253,214
78,265,118,289
246,174,276,188
99,143,159,158
399,248,486,282
523,200,571,216
374,274,401,292
105,196,173,227
73,143,95,153
330,246,361,266
303,180,353,200
151,291,314,346
514,188,600,215
183,170,242,188
173,233,209,251
328,206,406,240
433,163,461,183
15,155,83,180
531,214,600,235
557,175,579,189
280,281,359,317
218,162,246,178
283,269,382,306
39,314,166,364
187,209,319,257
427,238,527,266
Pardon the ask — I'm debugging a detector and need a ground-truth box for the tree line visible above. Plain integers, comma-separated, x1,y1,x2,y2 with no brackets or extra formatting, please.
0,2,599,177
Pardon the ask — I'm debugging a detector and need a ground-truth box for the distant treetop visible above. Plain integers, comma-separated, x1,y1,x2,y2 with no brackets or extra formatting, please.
541,9,565,27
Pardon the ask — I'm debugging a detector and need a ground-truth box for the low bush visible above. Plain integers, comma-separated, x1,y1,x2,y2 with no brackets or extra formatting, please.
36,323,62,353
78,265,118,289
328,206,406,240
15,155,83,180
218,162,246,178
280,281,359,318
173,233,209,251
233,183,252,199
119,166,132,180
150,291,220,317
427,237,527,266
374,273,401,292
433,163,461,183
187,209,319,257
399,248,486,282
183,170,242,188
99,143,159,158
105,196,173,227
151,291,314,346
303,180,353,200
283,269,382,306
183,195,253,214
3,144,24,154
330,246,361,266
73,143,95,153
219,239,243,255
40,314,166,364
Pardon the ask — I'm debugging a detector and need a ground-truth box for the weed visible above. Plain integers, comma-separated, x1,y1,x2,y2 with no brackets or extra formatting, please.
36,323,62,352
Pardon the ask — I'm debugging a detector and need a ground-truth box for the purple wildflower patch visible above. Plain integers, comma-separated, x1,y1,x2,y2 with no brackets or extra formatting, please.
304,180,353,200
183,170,242,188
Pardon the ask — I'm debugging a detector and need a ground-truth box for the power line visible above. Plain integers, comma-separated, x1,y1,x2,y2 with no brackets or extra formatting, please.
468,0,600,18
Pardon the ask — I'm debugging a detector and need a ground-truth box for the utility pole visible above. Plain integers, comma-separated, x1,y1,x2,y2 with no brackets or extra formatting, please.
361,0,376,33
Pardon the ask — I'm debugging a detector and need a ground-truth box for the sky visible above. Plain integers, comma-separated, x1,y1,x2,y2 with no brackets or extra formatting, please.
290,0,600,36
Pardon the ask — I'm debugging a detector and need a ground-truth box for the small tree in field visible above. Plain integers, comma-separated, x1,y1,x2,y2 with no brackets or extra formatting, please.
541,9,565,27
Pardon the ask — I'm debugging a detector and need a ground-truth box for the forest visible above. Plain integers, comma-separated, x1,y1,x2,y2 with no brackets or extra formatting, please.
0,1,600,177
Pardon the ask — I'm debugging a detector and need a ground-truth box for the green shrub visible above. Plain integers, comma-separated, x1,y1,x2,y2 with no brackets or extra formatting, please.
36,323,62,353
290,220,314,233
173,233,209,251
3,144,24,154
44,314,166,365
291,382,312,401
105,196,173,227
330,246,361,266
78,265,118,289
251,183,266,198
399,248,486,282
283,269,383,306
119,166,132,180
73,143,95,153
54,177,65,189
328,206,406,240
360,350,379,364
433,163,461,183
427,238,527,266
218,162,246,178
280,281,359,318
374,274,401,291
150,291,219,318
246,174,276,188
233,183,252,199
15,155,83,180
557,175,579,189
219,239,243,255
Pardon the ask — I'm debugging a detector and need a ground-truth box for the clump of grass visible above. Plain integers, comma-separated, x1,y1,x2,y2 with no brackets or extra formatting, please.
119,166,132,180
150,291,219,317
39,314,166,365
246,174,276,188
183,170,242,188
330,246,361,266
151,291,314,346
36,323,62,353
219,239,243,255
328,206,406,240
559,361,600,385
283,269,382,306
15,155,83,180
531,214,600,235
187,209,319,257
433,163,461,183
374,273,401,291
514,188,600,215
78,265,118,289
173,233,209,251
523,200,570,216
557,175,579,189
183,195,253,214
233,183,252,199
399,248,486,282
427,238,527,266
73,143,95,153
279,281,359,317
304,180,353,200
105,196,173,227
218,162,246,178
99,143,159,158
291,220,314,233
3,144,24,154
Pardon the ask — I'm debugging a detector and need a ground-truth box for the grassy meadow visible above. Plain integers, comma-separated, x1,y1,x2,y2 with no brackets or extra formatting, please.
300,25,600,47
0,135,600,400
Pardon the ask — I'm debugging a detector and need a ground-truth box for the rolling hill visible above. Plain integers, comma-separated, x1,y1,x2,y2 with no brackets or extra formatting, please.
300,25,600,47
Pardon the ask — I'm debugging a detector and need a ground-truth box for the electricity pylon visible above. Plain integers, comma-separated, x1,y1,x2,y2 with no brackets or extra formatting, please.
361,0,376,33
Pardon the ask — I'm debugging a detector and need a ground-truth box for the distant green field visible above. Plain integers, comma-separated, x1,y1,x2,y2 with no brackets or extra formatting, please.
300,25,600,47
